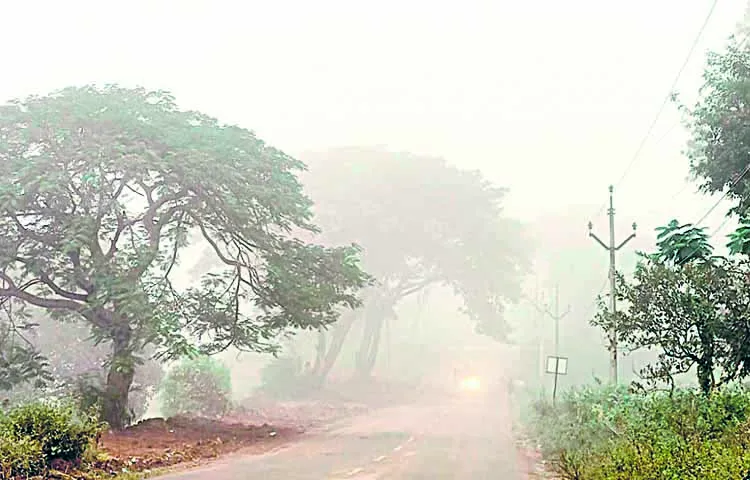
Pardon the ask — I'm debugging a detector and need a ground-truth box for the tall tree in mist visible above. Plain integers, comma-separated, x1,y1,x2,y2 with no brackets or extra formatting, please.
301,147,530,380
0,86,370,428
684,38,750,217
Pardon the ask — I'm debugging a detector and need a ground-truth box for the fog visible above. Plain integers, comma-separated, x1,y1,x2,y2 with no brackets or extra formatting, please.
1,1,748,476
3,0,745,394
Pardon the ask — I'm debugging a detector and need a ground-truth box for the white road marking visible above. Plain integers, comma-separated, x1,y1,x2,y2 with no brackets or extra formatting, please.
373,455,386,463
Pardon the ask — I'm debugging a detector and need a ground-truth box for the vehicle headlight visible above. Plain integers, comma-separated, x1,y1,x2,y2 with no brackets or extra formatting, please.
459,376,482,391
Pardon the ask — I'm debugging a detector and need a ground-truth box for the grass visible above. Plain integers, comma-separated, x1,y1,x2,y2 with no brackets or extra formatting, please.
523,384,750,479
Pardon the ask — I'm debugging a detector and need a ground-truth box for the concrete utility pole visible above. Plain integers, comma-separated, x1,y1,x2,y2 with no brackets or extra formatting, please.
550,284,570,358
525,284,570,374
588,185,636,385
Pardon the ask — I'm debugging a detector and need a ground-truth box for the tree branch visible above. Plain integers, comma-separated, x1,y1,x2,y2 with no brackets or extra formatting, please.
0,272,88,314
127,189,192,279
12,257,89,302
193,216,244,268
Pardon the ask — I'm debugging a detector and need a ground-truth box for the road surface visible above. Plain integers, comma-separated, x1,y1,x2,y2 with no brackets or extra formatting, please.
161,383,522,479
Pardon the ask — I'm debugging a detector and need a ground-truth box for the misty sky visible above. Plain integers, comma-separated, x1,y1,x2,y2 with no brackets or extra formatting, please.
1,0,746,235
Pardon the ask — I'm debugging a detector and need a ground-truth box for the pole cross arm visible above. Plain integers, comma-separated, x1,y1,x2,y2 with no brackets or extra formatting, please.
544,304,571,320
588,221,609,250
616,224,637,251
616,233,636,251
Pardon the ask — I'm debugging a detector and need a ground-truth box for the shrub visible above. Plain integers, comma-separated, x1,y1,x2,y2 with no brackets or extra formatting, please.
0,432,45,479
258,355,318,399
1,401,104,464
0,400,103,478
527,385,750,479
159,355,232,418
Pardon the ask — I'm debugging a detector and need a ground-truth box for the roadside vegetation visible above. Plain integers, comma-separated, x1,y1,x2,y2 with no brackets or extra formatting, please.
158,356,233,419
527,385,750,479
523,32,750,479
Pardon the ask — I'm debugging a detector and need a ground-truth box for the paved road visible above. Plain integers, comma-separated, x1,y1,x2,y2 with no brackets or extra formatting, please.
161,384,521,479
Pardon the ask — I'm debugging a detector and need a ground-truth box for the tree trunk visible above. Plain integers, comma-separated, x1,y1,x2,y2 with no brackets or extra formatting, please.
355,301,391,379
697,320,716,396
312,329,327,376
316,310,358,383
102,327,135,430
697,360,714,396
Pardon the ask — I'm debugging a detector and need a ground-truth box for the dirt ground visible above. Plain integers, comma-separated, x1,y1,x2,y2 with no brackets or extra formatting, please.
88,416,297,475
515,438,550,479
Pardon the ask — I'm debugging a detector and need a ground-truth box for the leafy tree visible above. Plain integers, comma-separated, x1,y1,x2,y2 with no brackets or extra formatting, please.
159,355,232,418
683,38,750,217
300,147,530,379
0,85,369,428
594,220,750,394
651,220,714,265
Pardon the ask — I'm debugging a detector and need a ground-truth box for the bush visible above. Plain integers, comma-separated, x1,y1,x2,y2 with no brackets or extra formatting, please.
0,400,103,478
159,355,232,418
0,433,44,479
527,385,750,479
258,355,318,399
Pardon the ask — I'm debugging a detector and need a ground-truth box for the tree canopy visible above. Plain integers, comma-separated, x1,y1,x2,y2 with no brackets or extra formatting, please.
0,85,370,427
300,147,530,378
595,220,750,394
685,38,750,217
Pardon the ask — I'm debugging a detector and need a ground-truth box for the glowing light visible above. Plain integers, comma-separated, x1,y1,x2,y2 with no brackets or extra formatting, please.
459,376,481,391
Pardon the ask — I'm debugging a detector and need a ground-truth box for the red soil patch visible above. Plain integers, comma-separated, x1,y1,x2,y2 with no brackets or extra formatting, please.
515,438,550,479
92,415,298,474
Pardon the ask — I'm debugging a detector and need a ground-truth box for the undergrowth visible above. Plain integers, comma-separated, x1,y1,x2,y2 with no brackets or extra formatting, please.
525,384,750,479
0,400,104,479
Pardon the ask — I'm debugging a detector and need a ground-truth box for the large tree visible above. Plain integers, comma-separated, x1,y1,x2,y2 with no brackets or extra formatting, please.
594,220,750,394
300,147,530,380
0,85,369,428
684,38,750,217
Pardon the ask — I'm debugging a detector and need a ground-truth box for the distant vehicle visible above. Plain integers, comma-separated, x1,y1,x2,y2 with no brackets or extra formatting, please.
428,343,520,397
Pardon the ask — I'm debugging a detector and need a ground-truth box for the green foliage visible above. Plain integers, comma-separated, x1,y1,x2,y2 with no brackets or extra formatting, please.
0,343,50,392
594,220,750,394
159,355,232,418
0,308,52,391
0,85,370,427
527,385,750,479
683,37,750,218
727,219,750,256
652,219,714,265
258,355,318,399
0,400,104,478
0,432,44,479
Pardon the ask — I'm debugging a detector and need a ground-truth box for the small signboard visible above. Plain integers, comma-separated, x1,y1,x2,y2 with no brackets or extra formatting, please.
546,355,568,375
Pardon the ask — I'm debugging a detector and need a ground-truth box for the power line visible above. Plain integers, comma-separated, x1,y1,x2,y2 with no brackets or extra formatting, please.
695,163,750,226
613,0,720,189
594,165,750,313
592,0,721,218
